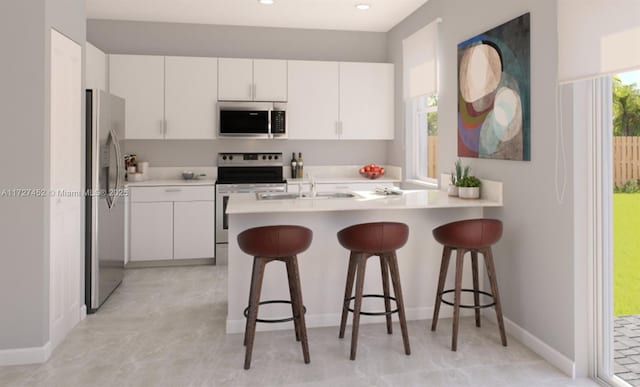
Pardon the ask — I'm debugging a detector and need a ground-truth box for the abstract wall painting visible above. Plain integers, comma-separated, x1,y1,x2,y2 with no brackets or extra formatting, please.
458,13,531,161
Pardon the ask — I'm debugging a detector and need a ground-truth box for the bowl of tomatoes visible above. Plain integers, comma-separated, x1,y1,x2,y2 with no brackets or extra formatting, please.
359,163,385,179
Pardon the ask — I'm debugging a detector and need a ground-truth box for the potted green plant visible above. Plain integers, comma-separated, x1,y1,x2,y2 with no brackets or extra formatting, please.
457,176,481,199
448,159,469,196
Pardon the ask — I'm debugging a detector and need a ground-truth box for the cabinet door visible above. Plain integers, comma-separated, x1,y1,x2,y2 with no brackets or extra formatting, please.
85,42,107,91
218,58,253,101
130,202,173,261
339,62,394,140
165,56,218,139
110,55,165,139
173,201,215,260
254,59,287,101
287,61,340,139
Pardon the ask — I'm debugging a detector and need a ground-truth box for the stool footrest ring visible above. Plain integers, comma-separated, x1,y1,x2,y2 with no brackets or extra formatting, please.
344,294,399,316
439,289,496,309
243,300,307,324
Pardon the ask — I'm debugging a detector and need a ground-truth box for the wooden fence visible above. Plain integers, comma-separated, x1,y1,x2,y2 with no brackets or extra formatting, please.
428,136,438,178
614,136,640,187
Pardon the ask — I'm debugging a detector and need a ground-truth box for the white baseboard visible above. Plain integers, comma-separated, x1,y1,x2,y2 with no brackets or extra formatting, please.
0,341,52,366
226,306,472,334
80,305,87,320
483,313,576,378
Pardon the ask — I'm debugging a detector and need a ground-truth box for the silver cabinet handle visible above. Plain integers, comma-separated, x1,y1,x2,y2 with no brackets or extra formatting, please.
160,120,164,134
165,188,182,192
164,119,168,136
253,84,257,100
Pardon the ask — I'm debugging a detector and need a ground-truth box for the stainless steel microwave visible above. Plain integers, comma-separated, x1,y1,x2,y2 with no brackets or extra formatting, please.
218,102,287,139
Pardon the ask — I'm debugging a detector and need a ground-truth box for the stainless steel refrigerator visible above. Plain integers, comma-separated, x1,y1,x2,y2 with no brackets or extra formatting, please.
85,89,125,313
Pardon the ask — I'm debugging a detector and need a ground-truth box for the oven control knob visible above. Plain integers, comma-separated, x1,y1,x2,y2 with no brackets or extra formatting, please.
262,155,267,160
274,155,279,160
268,155,273,160
229,155,233,160
222,155,227,160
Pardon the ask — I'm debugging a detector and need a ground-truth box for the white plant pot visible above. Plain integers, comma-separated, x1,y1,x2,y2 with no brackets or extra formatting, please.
458,187,480,199
447,184,458,197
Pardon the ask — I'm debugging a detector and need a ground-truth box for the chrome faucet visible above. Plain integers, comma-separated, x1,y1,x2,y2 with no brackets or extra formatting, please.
308,173,317,197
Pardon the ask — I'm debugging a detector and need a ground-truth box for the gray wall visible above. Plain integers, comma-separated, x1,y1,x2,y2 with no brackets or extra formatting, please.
124,140,388,168
388,0,575,361
87,19,390,167
87,20,387,62
0,0,85,350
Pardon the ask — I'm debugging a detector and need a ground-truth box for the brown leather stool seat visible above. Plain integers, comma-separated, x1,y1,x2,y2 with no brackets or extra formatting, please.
431,218,507,351
337,222,411,360
238,225,312,369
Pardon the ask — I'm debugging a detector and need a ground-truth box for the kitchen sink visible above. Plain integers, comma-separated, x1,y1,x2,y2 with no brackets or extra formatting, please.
256,191,359,200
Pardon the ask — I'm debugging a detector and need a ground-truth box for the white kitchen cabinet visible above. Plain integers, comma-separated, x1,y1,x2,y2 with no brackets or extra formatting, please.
174,201,216,260
130,202,174,261
128,186,215,262
218,58,287,101
339,62,394,140
165,56,218,139
287,61,340,139
110,55,165,139
218,58,253,101
254,59,287,101
287,61,394,140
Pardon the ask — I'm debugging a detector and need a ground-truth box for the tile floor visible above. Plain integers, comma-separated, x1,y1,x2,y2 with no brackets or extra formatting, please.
0,265,598,387
615,315,640,386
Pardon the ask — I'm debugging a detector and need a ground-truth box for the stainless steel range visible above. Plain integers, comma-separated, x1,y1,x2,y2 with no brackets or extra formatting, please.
215,152,286,264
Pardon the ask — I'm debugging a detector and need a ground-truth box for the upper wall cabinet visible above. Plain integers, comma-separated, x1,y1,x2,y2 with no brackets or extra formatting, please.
287,61,340,139
339,62,394,140
164,56,218,139
110,55,165,139
110,55,218,140
85,42,107,91
218,58,287,102
287,61,394,140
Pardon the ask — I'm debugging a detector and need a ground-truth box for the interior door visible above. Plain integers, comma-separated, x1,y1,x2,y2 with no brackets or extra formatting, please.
49,28,82,348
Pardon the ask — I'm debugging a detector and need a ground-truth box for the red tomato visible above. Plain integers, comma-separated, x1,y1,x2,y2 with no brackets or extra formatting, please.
380,167,385,174
364,166,371,172
359,167,365,174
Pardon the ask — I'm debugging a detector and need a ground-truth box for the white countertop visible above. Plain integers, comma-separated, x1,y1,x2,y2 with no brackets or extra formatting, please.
125,179,216,187
287,176,401,184
226,188,502,215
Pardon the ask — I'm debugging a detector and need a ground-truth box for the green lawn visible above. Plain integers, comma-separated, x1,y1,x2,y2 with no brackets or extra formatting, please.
614,193,640,315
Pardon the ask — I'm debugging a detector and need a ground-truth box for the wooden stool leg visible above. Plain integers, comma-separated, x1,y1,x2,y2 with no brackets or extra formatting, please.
289,256,311,363
350,253,367,360
387,252,411,355
471,250,481,328
483,248,508,346
339,252,358,339
452,248,465,351
244,258,258,346
432,246,452,331
285,257,301,343
244,257,266,369
380,254,393,334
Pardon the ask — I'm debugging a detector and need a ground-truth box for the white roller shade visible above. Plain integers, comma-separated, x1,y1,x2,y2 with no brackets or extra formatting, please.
558,0,640,83
403,18,441,99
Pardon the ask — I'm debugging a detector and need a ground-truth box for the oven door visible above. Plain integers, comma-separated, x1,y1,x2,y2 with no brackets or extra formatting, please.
215,184,287,244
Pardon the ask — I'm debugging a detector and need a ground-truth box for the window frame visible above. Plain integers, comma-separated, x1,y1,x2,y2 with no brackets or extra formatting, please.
405,93,438,186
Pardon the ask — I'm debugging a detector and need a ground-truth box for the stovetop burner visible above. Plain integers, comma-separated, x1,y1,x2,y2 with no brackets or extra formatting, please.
216,152,284,184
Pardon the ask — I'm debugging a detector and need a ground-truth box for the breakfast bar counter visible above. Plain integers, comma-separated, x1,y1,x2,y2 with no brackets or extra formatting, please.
225,179,503,334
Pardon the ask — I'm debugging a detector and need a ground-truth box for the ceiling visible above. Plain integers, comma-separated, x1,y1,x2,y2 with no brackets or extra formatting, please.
86,0,429,32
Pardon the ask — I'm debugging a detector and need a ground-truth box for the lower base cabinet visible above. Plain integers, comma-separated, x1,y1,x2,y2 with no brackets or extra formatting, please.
173,201,215,260
128,186,215,262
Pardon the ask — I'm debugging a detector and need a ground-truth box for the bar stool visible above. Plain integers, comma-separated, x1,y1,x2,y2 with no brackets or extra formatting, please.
431,218,507,351
337,222,411,360
237,225,312,369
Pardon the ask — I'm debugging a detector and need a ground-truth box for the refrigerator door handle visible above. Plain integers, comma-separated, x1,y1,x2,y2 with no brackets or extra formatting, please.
110,129,124,209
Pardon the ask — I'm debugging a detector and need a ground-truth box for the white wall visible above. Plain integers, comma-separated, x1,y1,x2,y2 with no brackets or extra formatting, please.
388,0,575,365
0,0,85,355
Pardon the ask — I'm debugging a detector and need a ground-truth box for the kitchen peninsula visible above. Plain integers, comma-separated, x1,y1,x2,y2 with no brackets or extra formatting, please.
225,178,503,334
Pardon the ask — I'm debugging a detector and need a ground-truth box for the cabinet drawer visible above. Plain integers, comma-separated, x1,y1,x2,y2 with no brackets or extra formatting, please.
129,186,215,202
